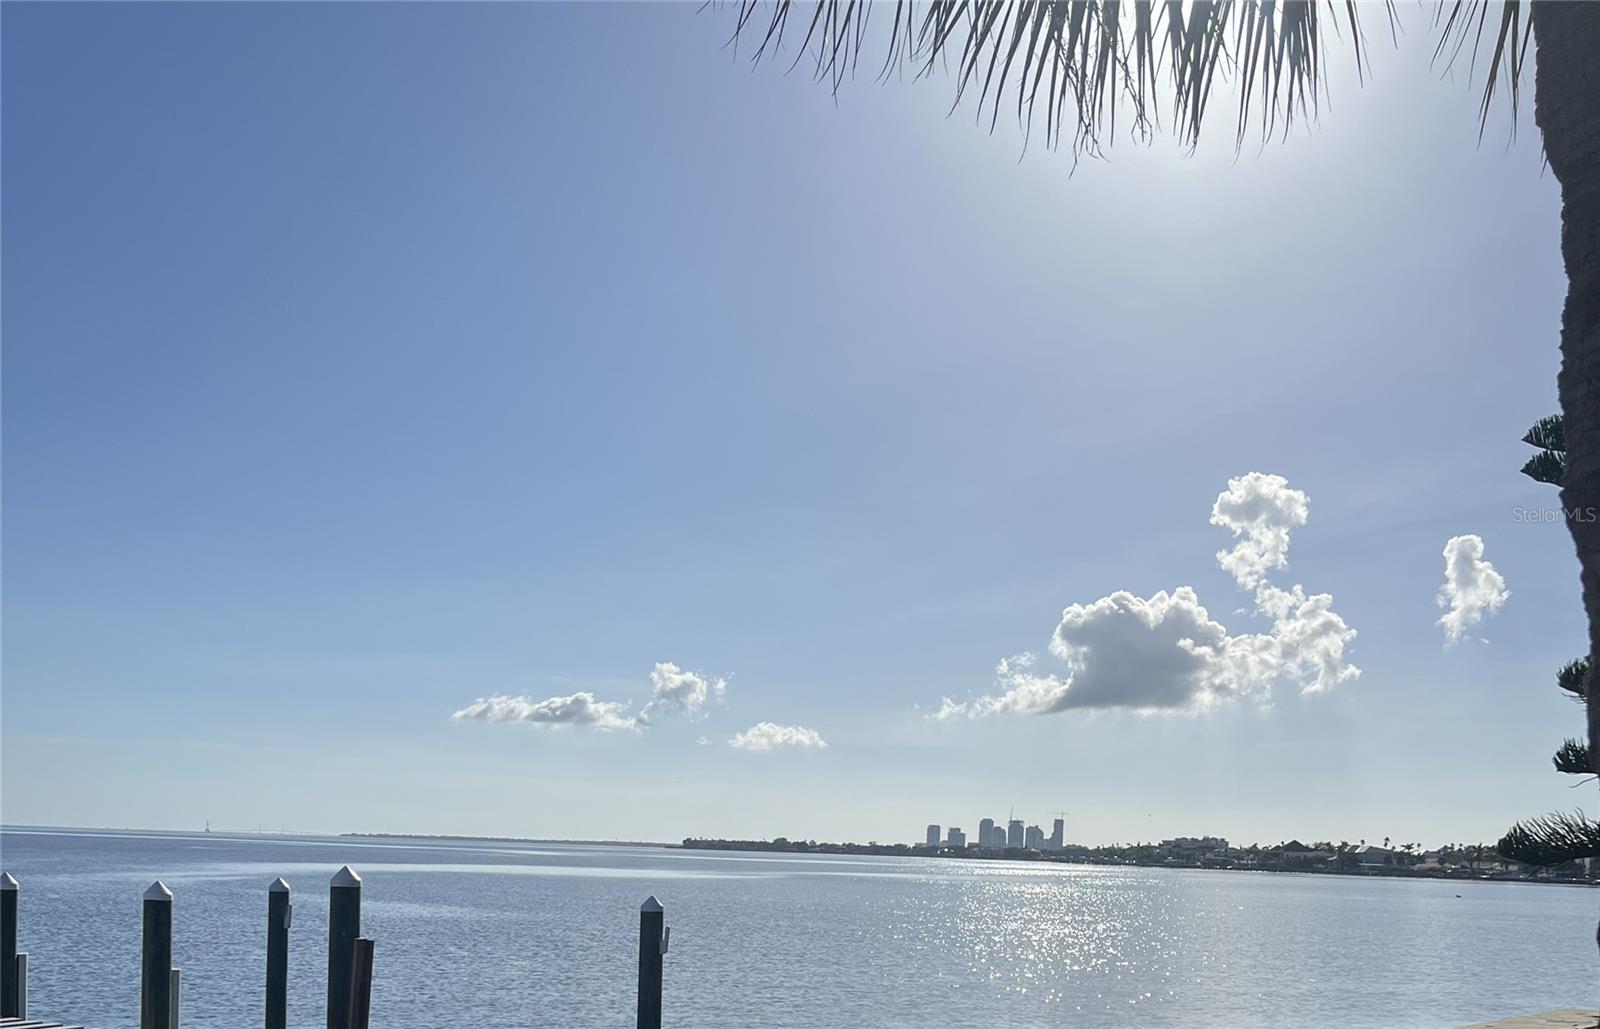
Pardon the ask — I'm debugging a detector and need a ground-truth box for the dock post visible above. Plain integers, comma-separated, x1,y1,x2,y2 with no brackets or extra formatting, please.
140,881,174,1029
170,967,181,1029
1,872,17,1018
14,952,25,1018
326,866,361,1029
636,896,665,1029
266,878,291,1029
347,937,375,1029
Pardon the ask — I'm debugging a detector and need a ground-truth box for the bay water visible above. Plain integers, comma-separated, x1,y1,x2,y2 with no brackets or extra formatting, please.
0,827,1592,1028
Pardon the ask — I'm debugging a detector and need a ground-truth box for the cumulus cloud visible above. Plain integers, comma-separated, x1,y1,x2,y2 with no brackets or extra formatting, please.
729,722,828,751
1437,534,1509,644
1250,584,1360,694
935,473,1357,718
639,662,727,723
1211,472,1310,589
451,692,639,732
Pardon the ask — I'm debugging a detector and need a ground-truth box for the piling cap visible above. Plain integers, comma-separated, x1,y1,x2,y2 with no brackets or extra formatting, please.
1,872,17,891
640,895,663,912
269,877,291,893
144,880,173,902
331,865,362,887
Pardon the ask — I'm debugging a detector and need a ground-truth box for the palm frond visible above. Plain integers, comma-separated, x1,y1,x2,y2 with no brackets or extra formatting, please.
1557,657,1589,700
1521,450,1567,487
1499,810,1600,866
1554,738,1592,776
1431,1,1531,139
1522,414,1564,453
723,1,1532,155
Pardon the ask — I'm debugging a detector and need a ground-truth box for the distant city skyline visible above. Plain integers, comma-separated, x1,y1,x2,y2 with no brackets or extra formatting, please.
923,813,1066,851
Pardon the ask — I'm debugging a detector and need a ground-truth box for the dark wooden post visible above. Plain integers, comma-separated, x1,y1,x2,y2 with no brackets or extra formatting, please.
170,967,181,1029
140,881,174,1029
13,952,24,1018
1,872,17,1018
326,866,361,1029
347,937,374,1029
636,896,665,1029
266,877,290,1029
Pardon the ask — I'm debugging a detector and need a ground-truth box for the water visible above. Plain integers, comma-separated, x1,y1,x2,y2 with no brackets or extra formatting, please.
0,827,1593,1028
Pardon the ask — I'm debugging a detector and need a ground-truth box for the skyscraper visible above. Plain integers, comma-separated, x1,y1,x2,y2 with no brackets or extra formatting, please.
1006,819,1023,849
1049,818,1065,850
947,827,966,848
926,824,941,848
978,818,995,848
1025,824,1044,849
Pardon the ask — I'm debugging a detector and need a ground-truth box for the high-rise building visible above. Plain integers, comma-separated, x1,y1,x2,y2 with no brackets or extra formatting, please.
1007,819,1023,849
1025,824,1045,850
947,827,966,848
926,824,941,848
1049,818,1065,850
978,817,995,848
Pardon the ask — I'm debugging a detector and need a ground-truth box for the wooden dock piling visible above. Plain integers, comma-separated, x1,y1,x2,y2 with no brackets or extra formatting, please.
266,878,290,1029
636,896,665,1029
0,867,676,1027
347,938,374,1029
325,867,361,1029
1,873,17,1019
140,881,173,1029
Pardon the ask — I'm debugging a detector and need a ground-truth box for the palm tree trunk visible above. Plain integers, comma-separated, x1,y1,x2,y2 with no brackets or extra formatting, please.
1538,2,1600,775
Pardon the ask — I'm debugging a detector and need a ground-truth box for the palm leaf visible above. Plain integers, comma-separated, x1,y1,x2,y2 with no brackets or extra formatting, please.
723,1,1532,154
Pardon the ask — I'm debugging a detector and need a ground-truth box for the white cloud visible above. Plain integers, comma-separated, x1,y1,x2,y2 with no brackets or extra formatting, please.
452,659,729,734
451,692,639,732
1437,534,1509,644
936,473,1357,718
1250,584,1360,694
639,661,727,723
729,722,828,751
1211,472,1309,589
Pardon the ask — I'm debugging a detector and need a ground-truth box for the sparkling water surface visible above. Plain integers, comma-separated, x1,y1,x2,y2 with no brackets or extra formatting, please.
0,827,1592,1028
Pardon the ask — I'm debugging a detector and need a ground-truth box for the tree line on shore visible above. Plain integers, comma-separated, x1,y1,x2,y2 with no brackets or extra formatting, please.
682,836,1594,883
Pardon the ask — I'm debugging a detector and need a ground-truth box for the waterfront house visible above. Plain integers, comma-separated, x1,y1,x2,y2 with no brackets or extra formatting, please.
1355,846,1392,868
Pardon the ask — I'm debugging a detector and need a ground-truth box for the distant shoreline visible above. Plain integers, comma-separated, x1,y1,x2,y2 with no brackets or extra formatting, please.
679,837,1599,887
5,825,1591,888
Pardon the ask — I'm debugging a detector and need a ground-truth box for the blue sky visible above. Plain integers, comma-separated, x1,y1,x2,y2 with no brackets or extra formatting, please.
1,2,1583,847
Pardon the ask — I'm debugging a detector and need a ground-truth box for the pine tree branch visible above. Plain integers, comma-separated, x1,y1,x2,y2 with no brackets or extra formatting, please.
1553,738,1592,776
1499,811,1600,866
1557,658,1589,700
1522,414,1565,452
1521,450,1566,486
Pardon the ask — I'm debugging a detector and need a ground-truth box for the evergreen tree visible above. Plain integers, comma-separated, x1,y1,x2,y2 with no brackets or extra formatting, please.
1498,417,1600,870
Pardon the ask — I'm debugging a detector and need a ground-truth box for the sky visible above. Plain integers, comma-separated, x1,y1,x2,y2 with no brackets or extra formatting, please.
1,2,1585,848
